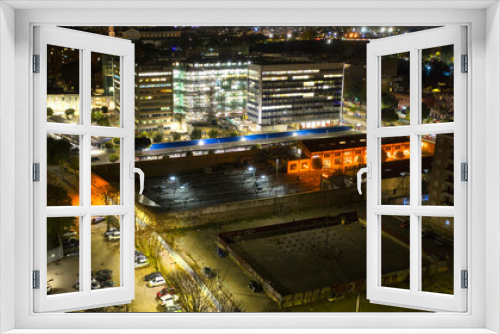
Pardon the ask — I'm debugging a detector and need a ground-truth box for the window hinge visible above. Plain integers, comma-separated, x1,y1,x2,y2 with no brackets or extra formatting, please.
461,54,468,73
33,163,40,182
461,270,468,289
33,270,40,289
461,162,468,181
33,54,40,73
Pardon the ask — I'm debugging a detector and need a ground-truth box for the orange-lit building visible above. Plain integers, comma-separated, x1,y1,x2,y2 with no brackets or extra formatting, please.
287,134,414,175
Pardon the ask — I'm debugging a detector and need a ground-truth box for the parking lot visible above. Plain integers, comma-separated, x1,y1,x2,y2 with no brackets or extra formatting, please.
143,165,320,212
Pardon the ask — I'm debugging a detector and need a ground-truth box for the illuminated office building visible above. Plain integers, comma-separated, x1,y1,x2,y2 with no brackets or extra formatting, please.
248,62,344,131
135,63,174,133
173,60,248,116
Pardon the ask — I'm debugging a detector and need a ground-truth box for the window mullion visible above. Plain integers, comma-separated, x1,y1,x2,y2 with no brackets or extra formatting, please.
82,48,92,294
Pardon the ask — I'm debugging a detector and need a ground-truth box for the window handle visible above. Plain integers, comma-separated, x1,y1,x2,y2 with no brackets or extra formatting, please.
130,162,145,194
357,162,371,195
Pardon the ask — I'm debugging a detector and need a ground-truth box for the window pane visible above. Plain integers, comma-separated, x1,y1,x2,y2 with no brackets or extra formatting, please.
421,45,454,123
91,52,120,127
47,45,80,124
92,215,121,289
421,216,454,294
381,136,410,205
381,216,410,289
47,217,80,295
47,134,80,206
381,52,410,127
422,133,454,206
91,137,120,205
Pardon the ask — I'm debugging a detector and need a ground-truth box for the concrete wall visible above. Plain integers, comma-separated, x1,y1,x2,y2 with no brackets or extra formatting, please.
154,186,364,230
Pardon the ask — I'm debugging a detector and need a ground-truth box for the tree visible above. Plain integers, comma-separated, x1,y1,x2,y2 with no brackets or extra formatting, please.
300,29,318,40
112,137,120,145
172,132,182,141
312,157,323,170
190,128,202,140
92,180,118,206
422,102,431,120
251,144,262,150
47,107,54,117
229,131,238,137
108,154,119,163
382,151,389,162
208,129,219,138
140,131,149,138
101,106,109,114
381,93,398,109
47,137,71,165
105,142,114,150
99,118,110,127
381,107,399,123
395,151,405,159
64,108,76,119
135,137,152,151
152,131,163,143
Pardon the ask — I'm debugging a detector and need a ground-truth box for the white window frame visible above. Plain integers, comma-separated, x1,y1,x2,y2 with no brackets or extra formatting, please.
33,26,136,312
365,26,467,312
1,1,498,333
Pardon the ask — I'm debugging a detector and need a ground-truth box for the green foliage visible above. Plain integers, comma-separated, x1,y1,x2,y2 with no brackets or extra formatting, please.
300,29,318,40
381,93,398,109
172,132,181,141
152,131,163,143
135,137,152,151
381,107,399,123
422,102,431,120
69,156,79,171
47,137,71,165
64,108,76,118
98,118,110,127
47,216,77,237
140,132,149,138
108,154,119,163
112,137,120,145
47,107,54,117
251,144,262,150
229,131,238,137
101,106,109,114
105,142,114,150
190,128,202,140
208,129,219,138
312,157,323,170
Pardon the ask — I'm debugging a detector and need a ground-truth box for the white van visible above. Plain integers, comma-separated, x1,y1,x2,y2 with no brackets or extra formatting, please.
148,275,165,288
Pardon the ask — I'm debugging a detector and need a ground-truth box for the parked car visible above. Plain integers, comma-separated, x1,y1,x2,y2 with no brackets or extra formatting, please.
148,275,165,288
63,238,79,250
66,249,79,257
106,231,120,241
254,181,263,190
92,216,105,225
95,273,112,282
95,269,113,277
159,293,180,306
91,156,100,163
326,293,345,302
135,256,149,269
248,280,263,293
163,304,182,313
202,267,215,279
135,250,145,262
156,287,176,300
104,227,118,237
62,230,77,238
144,272,162,282
100,281,116,289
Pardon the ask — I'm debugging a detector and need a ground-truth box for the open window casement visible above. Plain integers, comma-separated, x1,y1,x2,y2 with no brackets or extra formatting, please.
33,26,138,312
363,26,467,312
